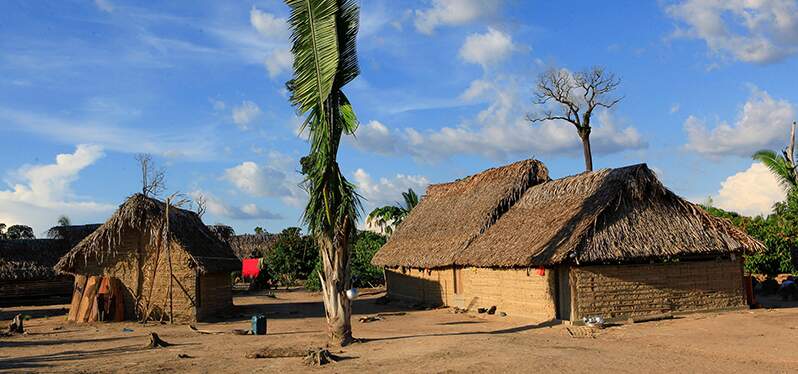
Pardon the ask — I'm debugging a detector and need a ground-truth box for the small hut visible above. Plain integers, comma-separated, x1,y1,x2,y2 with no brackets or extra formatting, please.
0,225,99,305
227,233,278,259
372,160,764,322
55,194,241,323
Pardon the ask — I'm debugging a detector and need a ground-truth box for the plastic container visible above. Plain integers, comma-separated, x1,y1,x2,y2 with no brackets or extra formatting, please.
251,314,267,335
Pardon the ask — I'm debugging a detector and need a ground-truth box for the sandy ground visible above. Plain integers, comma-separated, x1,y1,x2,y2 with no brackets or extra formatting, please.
2,290,798,373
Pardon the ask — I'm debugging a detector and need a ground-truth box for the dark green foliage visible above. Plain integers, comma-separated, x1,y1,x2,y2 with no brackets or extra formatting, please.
5,225,34,240
254,226,264,235
305,231,386,291
265,227,319,286
702,199,797,276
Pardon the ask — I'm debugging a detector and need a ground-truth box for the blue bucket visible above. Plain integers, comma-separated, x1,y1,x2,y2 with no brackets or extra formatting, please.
251,314,267,335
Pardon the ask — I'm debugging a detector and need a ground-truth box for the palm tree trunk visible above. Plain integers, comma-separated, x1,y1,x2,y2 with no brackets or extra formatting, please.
317,221,353,347
578,128,593,172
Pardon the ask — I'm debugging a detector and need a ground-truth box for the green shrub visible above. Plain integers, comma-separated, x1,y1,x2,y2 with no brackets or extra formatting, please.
264,227,318,286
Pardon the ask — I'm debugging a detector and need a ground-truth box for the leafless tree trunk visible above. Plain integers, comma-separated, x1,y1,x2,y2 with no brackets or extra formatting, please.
135,153,166,197
316,217,354,346
527,67,622,172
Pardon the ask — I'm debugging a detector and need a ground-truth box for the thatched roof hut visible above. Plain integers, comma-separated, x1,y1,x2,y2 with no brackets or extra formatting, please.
0,239,70,282
56,194,240,275
373,163,762,268
228,233,278,259
47,224,102,247
371,159,549,268
373,160,763,322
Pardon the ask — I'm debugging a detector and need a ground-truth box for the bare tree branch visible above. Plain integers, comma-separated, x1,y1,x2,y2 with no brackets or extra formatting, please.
135,153,166,197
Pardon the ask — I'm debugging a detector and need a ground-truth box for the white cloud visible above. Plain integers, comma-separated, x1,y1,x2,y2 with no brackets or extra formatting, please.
459,28,515,68
0,145,114,234
350,78,646,162
414,0,502,34
353,169,429,212
667,0,798,63
223,152,304,206
231,101,262,129
250,7,289,40
713,163,786,216
684,89,796,156
0,107,217,160
264,48,293,78
94,0,113,13
210,98,226,111
189,190,281,220
670,104,680,114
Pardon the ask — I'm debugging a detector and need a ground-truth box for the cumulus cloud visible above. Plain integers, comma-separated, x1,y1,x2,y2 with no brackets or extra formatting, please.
459,28,515,68
189,190,281,220
713,163,786,216
250,7,290,39
414,0,502,34
350,78,646,162
666,0,798,63
231,101,262,129
0,145,114,234
223,152,304,206
353,169,430,211
94,0,113,13
264,48,293,78
684,89,796,157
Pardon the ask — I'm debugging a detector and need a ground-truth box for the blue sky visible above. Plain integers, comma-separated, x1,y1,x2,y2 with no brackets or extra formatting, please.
2,0,797,236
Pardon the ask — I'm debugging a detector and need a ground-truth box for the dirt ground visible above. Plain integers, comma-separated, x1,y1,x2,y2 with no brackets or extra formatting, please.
2,289,798,373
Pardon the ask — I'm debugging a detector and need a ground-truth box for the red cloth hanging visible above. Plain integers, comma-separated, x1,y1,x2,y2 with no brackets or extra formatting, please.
242,258,261,279
536,266,545,276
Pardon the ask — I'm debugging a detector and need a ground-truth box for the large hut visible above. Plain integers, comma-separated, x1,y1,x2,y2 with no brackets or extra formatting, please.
55,194,241,323
372,160,764,322
0,225,99,305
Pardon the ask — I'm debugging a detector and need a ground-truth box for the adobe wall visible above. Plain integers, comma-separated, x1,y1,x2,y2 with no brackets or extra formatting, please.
571,259,746,320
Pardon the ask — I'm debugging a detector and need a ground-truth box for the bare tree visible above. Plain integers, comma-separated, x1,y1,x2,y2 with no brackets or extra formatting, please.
193,193,207,218
527,67,622,171
135,153,166,197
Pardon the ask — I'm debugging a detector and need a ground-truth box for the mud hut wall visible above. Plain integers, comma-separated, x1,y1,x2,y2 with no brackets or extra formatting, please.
571,259,745,320
385,267,556,321
101,239,198,322
385,267,451,305
196,272,233,321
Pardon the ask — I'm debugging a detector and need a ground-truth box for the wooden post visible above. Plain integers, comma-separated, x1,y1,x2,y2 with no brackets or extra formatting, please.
166,197,174,324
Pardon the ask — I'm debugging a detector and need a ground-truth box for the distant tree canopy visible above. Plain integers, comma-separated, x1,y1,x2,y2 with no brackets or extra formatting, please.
3,225,35,240
57,215,71,227
306,231,386,291
702,199,797,276
264,227,319,286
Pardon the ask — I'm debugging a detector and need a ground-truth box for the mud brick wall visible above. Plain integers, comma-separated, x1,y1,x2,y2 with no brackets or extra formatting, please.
196,272,233,321
571,260,745,320
385,267,556,321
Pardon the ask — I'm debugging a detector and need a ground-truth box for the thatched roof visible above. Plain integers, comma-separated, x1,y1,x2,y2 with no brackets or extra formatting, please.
373,162,764,269
47,224,102,247
55,194,241,275
371,159,550,268
0,239,70,281
228,233,278,259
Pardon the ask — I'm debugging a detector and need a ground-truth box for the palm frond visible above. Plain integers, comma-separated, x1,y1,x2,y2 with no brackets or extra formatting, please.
753,149,797,190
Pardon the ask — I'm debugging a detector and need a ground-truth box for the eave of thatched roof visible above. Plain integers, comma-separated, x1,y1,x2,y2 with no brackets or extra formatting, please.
228,233,278,259
373,162,764,269
371,159,550,268
55,194,241,275
0,239,71,281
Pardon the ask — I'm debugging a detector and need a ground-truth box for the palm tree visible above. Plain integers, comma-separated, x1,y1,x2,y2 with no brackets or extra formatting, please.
753,121,798,192
367,188,419,235
284,0,361,347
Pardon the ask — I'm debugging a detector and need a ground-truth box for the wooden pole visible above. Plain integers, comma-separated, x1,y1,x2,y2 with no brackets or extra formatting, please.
166,197,174,324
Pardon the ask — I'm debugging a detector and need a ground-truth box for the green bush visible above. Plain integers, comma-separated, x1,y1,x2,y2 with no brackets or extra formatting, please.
305,231,387,291
264,227,318,286
702,196,797,276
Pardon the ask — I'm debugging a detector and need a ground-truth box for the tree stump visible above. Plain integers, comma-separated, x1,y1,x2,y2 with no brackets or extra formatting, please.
6,314,24,335
145,332,173,348
302,348,342,367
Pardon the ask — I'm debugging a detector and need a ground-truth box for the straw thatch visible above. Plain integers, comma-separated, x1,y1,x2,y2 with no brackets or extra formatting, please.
0,239,70,281
47,224,102,247
55,194,240,275
228,233,278,259
371,159,550,268
373,162,764,269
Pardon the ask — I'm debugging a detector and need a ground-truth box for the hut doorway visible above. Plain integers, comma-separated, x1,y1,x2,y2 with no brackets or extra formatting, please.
555,267,571,321
453,268,464,294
